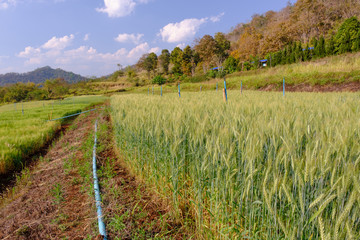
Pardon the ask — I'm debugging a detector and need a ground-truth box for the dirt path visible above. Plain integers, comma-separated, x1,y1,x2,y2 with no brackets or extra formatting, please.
0,109,99,239
0,107,190,239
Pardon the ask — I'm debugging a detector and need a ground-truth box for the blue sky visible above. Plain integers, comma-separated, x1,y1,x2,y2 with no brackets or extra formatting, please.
0,0,294,77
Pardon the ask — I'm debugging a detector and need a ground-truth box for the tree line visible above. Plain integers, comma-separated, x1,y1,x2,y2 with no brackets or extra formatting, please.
229,0,360,61
135,32,231,84
132,15,360,85
0,78,86,103
269,17,360,67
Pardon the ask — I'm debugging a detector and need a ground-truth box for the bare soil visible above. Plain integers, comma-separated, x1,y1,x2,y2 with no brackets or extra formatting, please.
97,114,189,239
259,81,360,92
0,106,187,239
0,110,99,239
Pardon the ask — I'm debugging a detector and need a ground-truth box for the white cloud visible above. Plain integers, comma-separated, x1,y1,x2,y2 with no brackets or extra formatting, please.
176,43,186,49
149,47,160,54
18,46,41,58
115,33,143,44
42,34,74,50
159,13,225,43
159,18,207,43
127,42,149,59
210,12,225,23
125,42,159,61
84,34,90,41
0,2,8,9
0,0,16,10
17,34,74,65
17,35,159,76
96,0,149,18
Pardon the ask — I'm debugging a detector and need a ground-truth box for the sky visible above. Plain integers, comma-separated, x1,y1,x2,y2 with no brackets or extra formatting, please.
0,0,294,77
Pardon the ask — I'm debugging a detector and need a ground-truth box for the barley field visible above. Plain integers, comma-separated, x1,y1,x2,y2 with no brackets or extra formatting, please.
111,91,360,239
0,95,107,174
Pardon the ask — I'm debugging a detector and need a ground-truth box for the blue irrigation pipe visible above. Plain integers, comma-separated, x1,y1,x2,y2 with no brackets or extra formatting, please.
283,77,286,96
224,78,228,101
161,85,163,96
241,81,243,94
200,86,202,92
178,83,181,98
93,120,107,239
216,82,218,91
47,108,101,122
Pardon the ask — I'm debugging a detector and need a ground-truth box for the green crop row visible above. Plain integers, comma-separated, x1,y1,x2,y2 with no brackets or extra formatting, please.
111,91,360,239
0,95,107,175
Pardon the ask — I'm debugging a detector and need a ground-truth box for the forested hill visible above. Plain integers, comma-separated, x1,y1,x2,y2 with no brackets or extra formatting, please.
0,66,87,86
228,0,360,61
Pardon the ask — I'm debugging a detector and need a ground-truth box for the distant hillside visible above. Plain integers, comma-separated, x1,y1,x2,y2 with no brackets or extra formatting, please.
228,0,360,61
0,66,87,86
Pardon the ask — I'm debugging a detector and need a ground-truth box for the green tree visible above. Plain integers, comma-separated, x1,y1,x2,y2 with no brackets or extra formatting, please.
214,32,231,68
159,49,170,74
289,42,296,63
182,46,193,76
272,51,282,66
152,75,166,85
0,87,5,102
143,52,158,77
109,70,124,82
318,36,326,57
303,44,311,61
4,82,36,102
353,37,360,52
194,35,218,72
191,51,200,76
326,36,335,55
44,78,69,99
223,56,239,73
312,37,319,58
281,48,287,65
295,42,303,62
170,47,183,75
334,17,360,54
125,66,137,80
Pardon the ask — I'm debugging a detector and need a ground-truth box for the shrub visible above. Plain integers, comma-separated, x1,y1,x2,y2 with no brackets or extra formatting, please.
152,75,166,85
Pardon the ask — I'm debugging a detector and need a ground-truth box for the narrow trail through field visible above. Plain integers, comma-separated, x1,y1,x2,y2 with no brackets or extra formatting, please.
0,105,187,239
0,108,99,239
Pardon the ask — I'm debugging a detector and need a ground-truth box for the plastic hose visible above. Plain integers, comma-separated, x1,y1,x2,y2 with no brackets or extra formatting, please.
93,120,107,239
47,107,102,122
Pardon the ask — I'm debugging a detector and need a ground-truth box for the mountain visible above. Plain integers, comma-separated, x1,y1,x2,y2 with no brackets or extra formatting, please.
0,66,88,86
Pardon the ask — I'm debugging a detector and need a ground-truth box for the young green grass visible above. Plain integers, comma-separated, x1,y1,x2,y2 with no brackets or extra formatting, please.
0,95,107,174
128,52,360,94
110,91,360,239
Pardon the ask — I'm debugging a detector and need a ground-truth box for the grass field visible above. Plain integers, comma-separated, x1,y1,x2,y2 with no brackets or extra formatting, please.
111,91,360,239
0,95,107,175
124,52,360,95
225,52,360,89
